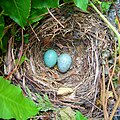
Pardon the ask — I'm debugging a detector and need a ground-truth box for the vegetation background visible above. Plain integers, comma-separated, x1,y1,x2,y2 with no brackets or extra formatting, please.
0,0,119,120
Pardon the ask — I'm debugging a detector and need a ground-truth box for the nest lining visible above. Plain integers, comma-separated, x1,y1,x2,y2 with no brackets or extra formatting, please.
21,6,114,117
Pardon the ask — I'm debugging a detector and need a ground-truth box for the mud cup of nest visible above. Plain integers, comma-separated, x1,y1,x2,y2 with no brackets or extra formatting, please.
5,6,115,118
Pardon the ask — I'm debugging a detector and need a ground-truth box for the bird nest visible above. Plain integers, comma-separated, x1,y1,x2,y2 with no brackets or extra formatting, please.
5,5,114,118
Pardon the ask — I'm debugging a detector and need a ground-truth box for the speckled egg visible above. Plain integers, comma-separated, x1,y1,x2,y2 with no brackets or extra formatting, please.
58,53,72,73
44,49,58,68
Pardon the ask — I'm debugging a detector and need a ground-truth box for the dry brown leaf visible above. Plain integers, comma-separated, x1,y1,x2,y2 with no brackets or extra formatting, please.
57,87,73,96
56,107,75,120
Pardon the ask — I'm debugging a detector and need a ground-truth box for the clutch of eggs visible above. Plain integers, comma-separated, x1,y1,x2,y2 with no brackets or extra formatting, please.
44,50,72,73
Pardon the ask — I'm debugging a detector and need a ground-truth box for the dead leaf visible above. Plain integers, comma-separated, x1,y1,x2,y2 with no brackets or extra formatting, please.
57,87,73,96
58,107,75,120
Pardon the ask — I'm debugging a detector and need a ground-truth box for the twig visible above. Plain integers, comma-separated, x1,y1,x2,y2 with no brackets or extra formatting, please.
24,74,42,91
47,8,65,28
78,97,103,112
73,75,94,91
56,69,78,82
57,97,103,112
33,115,50,120
5,29,24,79
102,65,109,120
94,49,99,85
109,96,120,120
87,32,106,42
22,73,27,94
113,3,120,32
5,37,13,75
52,99,81,109
106,41,118,100
29,24,41,41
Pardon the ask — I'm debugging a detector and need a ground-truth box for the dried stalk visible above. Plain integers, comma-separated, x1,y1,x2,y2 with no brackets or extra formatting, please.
109,96,120,120
102,65,109,120
47,8,65,28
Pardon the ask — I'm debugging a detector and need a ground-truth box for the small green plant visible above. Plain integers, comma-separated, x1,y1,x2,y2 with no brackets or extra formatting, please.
36,93,55,112
92,0,112,14
100,1,112,14
15,55,29,66
75,110,88,120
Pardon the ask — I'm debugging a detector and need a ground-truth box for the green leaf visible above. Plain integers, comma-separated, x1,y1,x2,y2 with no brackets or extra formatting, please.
0,76,39,120
75,110,88,120
101,2,112,14
24,34,29,44
0,32,9,53
0,16,4,39
31,0,59,9
63,0,73,2
73,0,88,11
15,55,29,66
0,0,31,28
29,0,59,24
28,8,47,24
36,94,54,112
0,15,4,53
15,34,30,43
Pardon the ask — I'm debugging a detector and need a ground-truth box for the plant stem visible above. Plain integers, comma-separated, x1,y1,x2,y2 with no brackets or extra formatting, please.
90,1,120,53
0,10,4,16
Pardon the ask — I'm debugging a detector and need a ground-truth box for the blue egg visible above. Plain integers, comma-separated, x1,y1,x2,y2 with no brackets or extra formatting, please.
58,53,72,73
44,49,58,68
